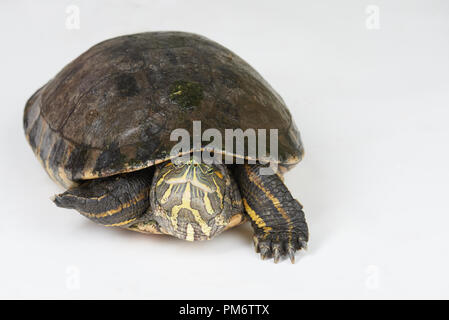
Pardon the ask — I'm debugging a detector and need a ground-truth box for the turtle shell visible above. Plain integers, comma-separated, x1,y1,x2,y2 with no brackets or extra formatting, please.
23,32,303,188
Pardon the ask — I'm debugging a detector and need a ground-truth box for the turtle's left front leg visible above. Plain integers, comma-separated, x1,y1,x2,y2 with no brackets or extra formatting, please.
233,164,309,263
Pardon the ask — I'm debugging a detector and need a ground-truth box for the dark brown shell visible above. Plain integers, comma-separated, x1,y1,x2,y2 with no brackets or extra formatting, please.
23,32,303,188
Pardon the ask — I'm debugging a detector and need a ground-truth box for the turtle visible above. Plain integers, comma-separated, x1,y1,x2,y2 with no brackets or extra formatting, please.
23,32,309,263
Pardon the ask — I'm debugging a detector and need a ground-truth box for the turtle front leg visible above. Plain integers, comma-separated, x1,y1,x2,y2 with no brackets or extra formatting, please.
53,168,154,228
233,164,309,263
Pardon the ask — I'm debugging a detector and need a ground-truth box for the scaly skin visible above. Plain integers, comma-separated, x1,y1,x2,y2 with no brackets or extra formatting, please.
233,164,309,263
53,161,308,263
53,168,153,227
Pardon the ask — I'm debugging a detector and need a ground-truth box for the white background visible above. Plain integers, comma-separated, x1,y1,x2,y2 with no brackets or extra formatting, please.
0,0,448,299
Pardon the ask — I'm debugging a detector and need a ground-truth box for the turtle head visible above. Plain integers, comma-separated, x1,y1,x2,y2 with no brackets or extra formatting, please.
150,159,234,241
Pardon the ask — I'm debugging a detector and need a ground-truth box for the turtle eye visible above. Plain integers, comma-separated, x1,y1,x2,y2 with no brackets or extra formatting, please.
175,162,185,169
171,159,185,168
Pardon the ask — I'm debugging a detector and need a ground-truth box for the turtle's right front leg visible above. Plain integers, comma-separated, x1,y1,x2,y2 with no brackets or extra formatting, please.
53,168,154,227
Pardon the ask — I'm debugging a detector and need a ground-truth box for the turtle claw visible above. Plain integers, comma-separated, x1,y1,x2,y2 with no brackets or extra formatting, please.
273,247,281,264
259,244,271,260
272,242,284,263
253,236,260,253
253,232,307,263
287,246,296,264
299,240,308,251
